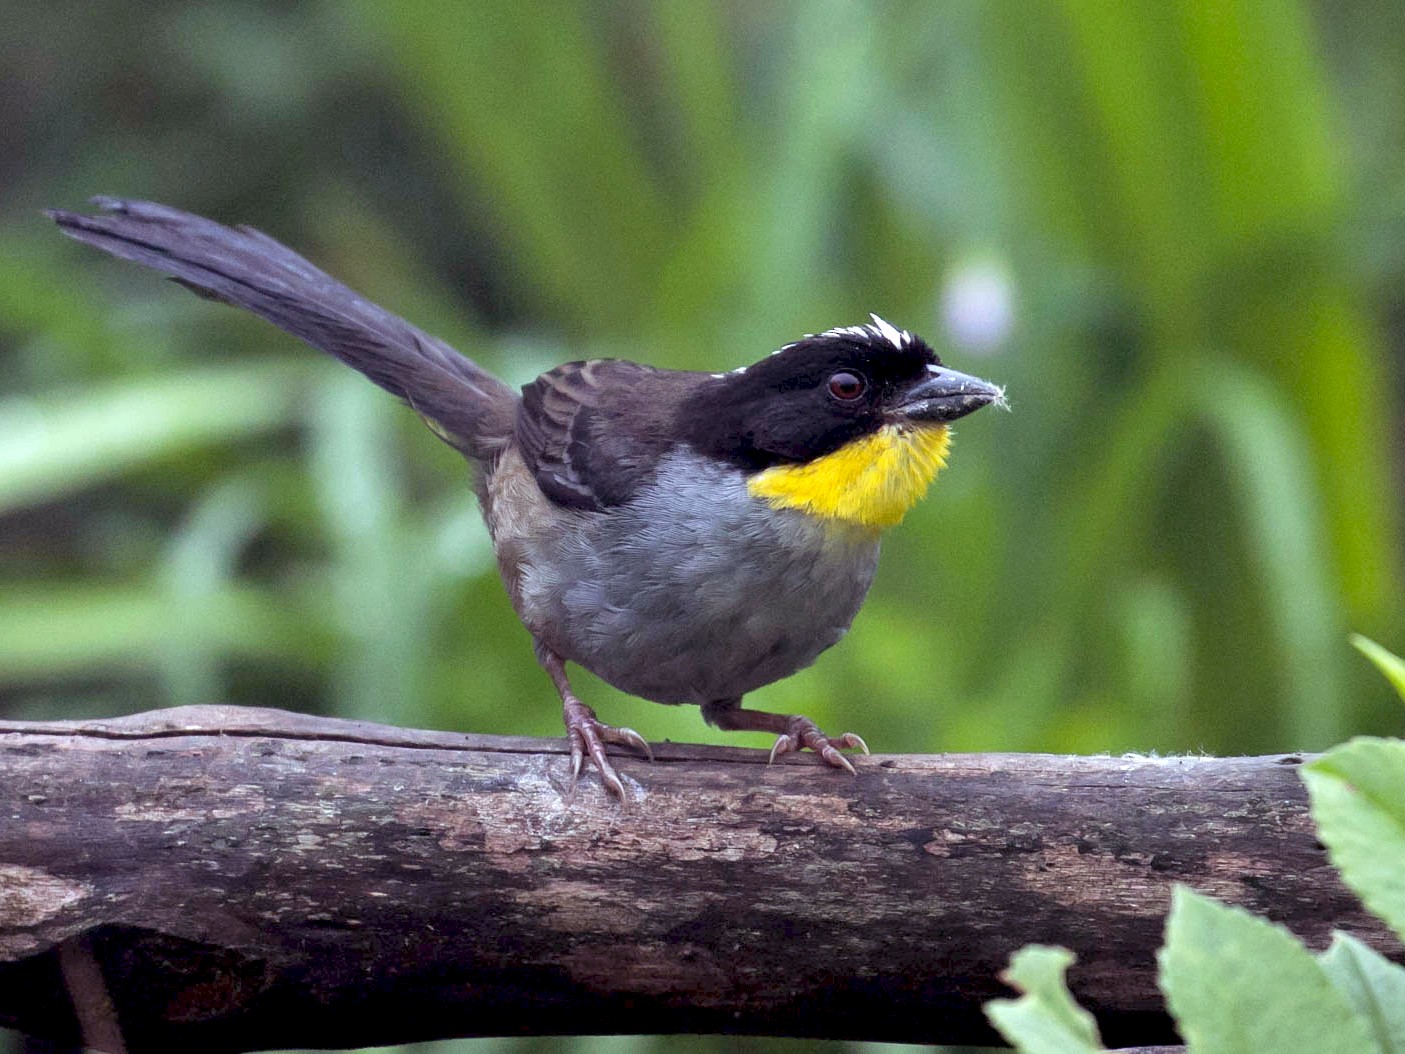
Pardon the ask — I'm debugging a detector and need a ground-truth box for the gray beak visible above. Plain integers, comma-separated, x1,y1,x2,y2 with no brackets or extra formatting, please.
893,365,1005,423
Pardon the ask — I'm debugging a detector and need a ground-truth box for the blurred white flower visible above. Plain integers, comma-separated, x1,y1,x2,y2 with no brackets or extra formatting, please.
939,256,1015,355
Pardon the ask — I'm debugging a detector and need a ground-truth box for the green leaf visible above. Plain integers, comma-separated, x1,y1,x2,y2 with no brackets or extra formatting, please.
1158,886,1375,1054
984,945,1105,1053
1352,636,1405,705
0,583,325,680
1320,932,1405,1054
0,361,310,514
1305,738,1405,944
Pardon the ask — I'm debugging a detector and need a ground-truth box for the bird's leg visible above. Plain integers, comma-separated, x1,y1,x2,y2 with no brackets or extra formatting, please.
701,698,869,775
536,643,652,798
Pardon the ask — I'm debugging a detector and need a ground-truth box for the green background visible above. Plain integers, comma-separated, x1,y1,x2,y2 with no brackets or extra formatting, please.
3,1,1403,1052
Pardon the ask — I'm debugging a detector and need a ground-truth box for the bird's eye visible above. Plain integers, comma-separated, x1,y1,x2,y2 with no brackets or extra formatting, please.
827,371,866,401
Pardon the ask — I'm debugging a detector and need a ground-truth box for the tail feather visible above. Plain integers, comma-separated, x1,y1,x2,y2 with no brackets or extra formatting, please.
48,197,517,462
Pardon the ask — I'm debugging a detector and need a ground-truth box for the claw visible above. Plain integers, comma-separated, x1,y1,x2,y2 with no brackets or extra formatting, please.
570,740,584,781
602,724,655,762
542,649,653,799
561,699,653,799
768,733,802,765
835,732,869,755
595,754,626,800
821,745,858,776
765,717,865,774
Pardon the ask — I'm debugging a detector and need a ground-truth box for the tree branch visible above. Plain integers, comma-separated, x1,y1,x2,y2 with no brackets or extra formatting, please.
0,706,1393,1051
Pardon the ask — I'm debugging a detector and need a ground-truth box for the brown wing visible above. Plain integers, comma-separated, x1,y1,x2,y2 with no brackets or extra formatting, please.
517,359,686,510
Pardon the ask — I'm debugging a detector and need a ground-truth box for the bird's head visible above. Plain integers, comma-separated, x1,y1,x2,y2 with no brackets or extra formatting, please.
684,315,1005,531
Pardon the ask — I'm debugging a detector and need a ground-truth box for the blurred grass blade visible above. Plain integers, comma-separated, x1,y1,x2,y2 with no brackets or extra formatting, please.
308,373,435,723
0,361,311,514
1351,635,1405,705
1178,0,1399,624
0,233,120,366
1055,0,1399,626
352,0,669,330
1116,577,1194,743
1028,366,1186,711
651,3,738,191
1035,355,1348,749
0,584,324,681
158,475,275,705
1056,2,1209,342
1192,358,1348,747
738,0,881,328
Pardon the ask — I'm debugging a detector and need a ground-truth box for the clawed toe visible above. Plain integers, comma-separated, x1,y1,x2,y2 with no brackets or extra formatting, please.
820,744,859,776
767,717,868,774
563,701,654,799
600,724,654,762
832,732,869,755
543,649,654,800
768,734,799,766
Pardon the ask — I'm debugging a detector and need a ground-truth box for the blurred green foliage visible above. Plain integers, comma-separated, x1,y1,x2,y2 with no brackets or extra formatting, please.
2,0,1405,1050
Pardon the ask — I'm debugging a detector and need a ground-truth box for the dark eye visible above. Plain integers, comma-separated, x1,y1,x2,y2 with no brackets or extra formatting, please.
827,371,866,401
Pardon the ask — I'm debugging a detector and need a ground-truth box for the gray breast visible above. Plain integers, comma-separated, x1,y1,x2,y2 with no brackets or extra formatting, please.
511,450,880,705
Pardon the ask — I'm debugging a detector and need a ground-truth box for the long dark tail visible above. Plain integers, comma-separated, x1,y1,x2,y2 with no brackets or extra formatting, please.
48,197,517,462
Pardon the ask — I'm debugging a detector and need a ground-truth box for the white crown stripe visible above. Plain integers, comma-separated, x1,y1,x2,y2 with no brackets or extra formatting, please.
868,313,907,349
812,317,913,348
770,316,922,358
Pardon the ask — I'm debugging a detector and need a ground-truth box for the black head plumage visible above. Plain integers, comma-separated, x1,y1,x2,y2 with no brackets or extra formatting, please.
681,317,943,468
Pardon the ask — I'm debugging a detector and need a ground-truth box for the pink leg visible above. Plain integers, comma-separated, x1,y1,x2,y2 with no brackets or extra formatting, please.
702,698,869,775
538,646,652,798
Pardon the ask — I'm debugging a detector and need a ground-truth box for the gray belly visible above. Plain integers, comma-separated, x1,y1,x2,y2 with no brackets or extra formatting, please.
501,451,880,705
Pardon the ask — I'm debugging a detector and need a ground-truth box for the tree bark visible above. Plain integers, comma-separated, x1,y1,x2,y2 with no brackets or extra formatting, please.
0,705,1391,1052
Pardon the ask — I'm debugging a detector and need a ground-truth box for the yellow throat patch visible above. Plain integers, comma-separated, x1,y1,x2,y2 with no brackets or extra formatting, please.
747,424,951,531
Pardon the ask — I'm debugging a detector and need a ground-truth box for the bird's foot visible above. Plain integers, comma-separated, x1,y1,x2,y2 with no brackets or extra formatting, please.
768,716,869,775
563,696,653,798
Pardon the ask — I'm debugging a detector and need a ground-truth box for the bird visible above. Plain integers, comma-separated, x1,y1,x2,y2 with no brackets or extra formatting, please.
48,197,1005,798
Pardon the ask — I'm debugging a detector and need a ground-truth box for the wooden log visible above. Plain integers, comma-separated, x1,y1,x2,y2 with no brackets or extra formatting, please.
0,705,1390,1052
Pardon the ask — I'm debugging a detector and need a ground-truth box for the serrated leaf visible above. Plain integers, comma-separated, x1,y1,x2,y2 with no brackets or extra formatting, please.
1320,932,1405,1053
984,945,1106,1053
1352,636,1405,705
1305,738,1405,944
1158,886,1375,1054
